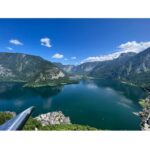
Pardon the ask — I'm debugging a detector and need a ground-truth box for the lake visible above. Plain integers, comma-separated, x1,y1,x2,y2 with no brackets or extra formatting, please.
0,79,147,130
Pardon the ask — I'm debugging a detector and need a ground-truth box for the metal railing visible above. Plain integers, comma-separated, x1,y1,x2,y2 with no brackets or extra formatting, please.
0,107,34,131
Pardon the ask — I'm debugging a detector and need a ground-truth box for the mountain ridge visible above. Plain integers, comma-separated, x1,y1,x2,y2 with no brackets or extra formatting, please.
0,52,76,87
1,47,150,89
57,49,150,89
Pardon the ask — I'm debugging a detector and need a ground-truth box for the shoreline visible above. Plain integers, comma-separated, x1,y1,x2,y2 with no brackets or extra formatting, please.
0,111,97,131
138,94,150,130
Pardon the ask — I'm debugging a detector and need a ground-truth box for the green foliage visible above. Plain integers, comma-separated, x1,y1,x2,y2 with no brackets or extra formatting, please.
25,77,79,88
139,99,149,108
0,112,97,131
23,118,97,130
39,124,97,131
23,117,42,130
0,112,13,125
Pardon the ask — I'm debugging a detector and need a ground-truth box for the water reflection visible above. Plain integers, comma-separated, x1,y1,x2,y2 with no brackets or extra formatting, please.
83,79,147,101
0,82,63,114
0,80,147,130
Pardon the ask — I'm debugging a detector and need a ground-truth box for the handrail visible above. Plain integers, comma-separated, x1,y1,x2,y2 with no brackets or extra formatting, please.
0,106,34,131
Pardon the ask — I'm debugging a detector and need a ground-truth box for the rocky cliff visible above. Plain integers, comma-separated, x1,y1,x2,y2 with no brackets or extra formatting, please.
139,95,150,130
35,111,71,126
0,52,74,87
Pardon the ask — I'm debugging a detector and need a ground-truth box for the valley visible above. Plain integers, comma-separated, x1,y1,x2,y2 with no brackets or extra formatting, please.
0,47,150,130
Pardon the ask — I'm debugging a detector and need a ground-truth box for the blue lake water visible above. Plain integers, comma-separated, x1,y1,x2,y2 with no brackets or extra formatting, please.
0,79,146,130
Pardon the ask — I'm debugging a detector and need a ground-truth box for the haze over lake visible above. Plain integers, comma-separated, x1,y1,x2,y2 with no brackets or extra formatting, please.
0,79,146,130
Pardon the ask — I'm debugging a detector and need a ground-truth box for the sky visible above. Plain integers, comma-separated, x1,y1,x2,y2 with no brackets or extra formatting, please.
1,19,150,65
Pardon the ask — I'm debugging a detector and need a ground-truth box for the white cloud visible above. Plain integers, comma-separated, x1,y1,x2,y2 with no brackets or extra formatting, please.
6,47,13,51
52,53,64,59
71,56,76,60
82,52,121,63
64,57,76,61
40,37,51,48
9,39,23,45
118,41,150,53
82,41,150,63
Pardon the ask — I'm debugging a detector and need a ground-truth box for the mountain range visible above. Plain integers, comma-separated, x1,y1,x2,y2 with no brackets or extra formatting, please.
56,48,150,89
0,47,150,88
0,52,76,87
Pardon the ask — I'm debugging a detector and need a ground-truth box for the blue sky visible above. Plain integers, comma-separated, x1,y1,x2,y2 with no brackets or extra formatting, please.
0,19,150,64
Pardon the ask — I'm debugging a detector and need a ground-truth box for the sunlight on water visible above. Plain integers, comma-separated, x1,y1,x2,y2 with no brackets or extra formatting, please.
0,80,146,130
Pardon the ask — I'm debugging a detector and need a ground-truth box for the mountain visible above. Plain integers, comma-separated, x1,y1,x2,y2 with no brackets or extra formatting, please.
70,52,135,77
71,61,100,75
88,49,150,88
89,52,136,78
54,63,75,74
118,48,150,88
1,47,150,88
54,62,101,79
68,49,150,88
0,52,75,87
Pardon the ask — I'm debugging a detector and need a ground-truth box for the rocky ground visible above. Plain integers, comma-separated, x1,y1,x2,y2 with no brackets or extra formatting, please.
0,110,97,130
139,95,150,130
34,111,71,126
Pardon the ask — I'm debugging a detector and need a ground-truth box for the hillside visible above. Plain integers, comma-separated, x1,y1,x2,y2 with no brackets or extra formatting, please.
68,48,150,88
0,52,75,87
1,47,150,89
89,48,150,88
54,62,75,74
89,52,136,79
